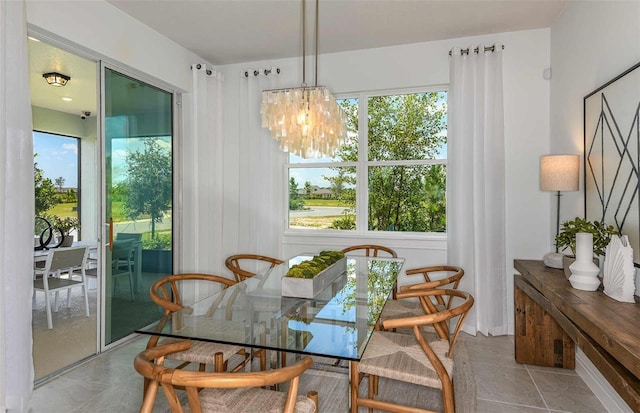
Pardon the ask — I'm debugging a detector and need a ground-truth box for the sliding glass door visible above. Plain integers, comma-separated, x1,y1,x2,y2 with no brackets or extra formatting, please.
103,67,173,344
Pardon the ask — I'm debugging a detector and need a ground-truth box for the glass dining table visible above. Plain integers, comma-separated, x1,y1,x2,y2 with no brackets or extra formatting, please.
136,254,404,363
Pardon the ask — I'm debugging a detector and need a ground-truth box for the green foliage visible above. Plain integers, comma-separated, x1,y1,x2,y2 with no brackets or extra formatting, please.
304,181,313,197
34,155,59,216
555,217,618,256
288,177,306,210
123,139,172,238
142,234,171,250
328,93,447,232
59,189,78,203
55,177,65,192
329,211,356,230
290,197,305,210
48,215,80,234
286,251,345,278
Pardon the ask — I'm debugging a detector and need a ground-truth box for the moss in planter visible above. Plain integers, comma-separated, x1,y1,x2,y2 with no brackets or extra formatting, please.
286,251,345,278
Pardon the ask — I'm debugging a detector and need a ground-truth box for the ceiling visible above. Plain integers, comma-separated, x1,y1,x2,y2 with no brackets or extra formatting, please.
29,37,98,117
30,0,568,117
106,0,568,65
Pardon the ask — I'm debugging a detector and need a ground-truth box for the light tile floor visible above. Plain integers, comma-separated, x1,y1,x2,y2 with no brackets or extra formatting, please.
460,334,607,413
29,333,608,413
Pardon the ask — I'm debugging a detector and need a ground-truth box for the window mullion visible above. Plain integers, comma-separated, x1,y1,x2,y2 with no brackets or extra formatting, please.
357,93,368,233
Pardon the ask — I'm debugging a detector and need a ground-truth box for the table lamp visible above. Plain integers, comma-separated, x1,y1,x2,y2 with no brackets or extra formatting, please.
540,154,580,268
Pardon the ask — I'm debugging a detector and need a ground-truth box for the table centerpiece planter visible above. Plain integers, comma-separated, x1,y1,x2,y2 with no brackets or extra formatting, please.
282,251,346,299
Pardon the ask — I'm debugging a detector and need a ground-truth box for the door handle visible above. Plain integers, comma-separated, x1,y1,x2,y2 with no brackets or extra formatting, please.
109,217,113,251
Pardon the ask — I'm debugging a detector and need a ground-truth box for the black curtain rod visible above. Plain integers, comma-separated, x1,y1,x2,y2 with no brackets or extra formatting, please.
448,44,505,56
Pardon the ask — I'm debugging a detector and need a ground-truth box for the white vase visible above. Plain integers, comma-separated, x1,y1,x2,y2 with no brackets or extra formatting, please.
569,232,601,291
603,235,635,302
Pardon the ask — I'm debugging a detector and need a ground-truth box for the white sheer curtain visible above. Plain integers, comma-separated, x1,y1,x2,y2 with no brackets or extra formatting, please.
447,44,508,336
237,71,286,257
0,0,35,410
183,64,225,274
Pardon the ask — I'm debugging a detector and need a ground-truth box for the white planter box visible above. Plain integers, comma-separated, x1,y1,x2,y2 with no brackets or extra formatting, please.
281,257,346,298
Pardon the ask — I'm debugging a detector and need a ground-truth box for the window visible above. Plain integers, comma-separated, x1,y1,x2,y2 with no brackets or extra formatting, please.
287,88,447,233
33,131,80,225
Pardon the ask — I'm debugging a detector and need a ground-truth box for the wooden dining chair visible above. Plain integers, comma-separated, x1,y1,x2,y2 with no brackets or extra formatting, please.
378,265,465,333
135,340,318,413
146,273,260,383
351,289,474,413
224,254,284,282
33,246,90,329
341,244,398,258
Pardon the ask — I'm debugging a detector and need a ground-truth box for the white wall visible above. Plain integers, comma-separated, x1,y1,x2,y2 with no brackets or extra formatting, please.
26,0,199,92
550,1,640,238
550,3,640,411
218,28,553,328
551,2,640,292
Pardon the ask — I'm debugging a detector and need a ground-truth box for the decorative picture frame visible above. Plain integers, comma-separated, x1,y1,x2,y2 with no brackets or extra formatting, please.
584,61,640,267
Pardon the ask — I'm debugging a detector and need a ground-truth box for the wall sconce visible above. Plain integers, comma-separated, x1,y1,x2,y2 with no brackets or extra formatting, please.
42,72,70,87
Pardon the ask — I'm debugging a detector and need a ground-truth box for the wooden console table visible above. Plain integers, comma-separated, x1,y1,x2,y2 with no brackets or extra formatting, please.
514,259,640,411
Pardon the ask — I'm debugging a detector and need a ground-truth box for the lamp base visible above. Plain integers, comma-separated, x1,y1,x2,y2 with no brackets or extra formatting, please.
543,252,564,269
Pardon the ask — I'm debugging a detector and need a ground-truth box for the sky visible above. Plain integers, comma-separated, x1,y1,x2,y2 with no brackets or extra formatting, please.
33,131,78,188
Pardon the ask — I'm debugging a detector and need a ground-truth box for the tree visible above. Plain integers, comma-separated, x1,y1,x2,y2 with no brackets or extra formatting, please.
34,154,59,216
329,93,447,232
123,139,172,238
328,168,347,199
289,177,305,210
55,176,65,193
304,181,313,198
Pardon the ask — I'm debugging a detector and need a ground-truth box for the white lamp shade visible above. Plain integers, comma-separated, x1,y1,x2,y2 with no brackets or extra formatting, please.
540,155,580,191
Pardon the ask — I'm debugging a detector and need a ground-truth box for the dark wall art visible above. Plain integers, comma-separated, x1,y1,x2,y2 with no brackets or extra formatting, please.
584,61,640,266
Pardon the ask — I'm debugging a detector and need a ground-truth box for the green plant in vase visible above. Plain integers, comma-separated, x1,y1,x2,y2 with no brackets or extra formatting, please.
49,215,80,247
555,217,618,278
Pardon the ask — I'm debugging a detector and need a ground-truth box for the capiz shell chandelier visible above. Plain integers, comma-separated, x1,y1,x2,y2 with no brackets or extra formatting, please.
260,0,346,159
261,86,346,158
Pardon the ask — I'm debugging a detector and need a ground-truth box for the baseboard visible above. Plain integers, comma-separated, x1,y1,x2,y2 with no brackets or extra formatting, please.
575,347,633,413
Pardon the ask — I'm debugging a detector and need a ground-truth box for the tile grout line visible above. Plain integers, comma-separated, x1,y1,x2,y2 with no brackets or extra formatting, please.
476,397,550,411
525,364,552,412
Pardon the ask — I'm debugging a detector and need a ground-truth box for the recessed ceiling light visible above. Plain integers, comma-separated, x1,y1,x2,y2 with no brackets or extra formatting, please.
28,36,40,42
61,97,73,102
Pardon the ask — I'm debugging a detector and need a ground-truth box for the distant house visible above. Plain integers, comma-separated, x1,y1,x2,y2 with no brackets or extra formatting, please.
55,187,77,194
313,188,332,199
296,186,333,199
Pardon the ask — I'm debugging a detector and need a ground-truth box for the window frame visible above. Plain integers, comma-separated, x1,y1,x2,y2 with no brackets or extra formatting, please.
285,85,448,238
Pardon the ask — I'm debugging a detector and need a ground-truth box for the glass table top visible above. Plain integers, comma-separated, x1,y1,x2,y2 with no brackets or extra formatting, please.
137,255,404,361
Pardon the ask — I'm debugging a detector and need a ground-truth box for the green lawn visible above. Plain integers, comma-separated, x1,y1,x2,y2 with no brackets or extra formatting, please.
45,201,146,222
46,203,77,218
303,199,349,207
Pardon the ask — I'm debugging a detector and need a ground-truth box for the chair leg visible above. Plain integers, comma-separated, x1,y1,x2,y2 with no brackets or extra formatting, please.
350,361,359,413
82,284,90,317
128,270,135,301
368,374,375,413
44,291,53,329
442,377,455,413
307,391,318,412
140,379,159,413
54,290,60,312
214,352,224,372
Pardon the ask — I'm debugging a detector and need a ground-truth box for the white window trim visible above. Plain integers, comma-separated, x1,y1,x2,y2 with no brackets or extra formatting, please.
285,85,449,239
